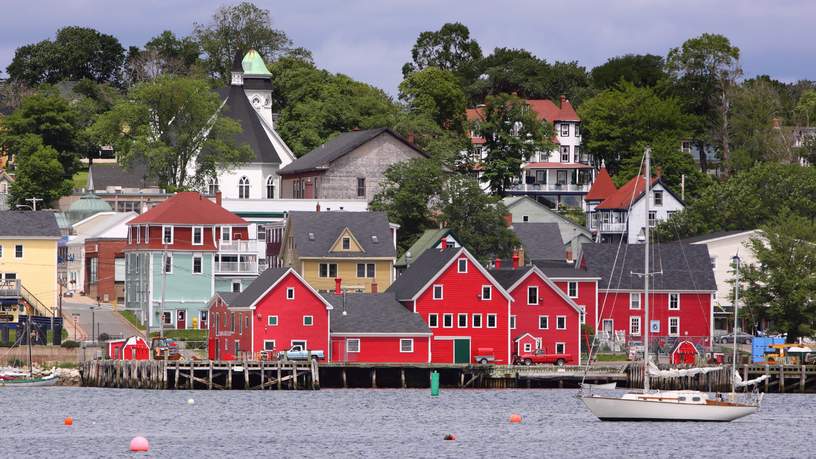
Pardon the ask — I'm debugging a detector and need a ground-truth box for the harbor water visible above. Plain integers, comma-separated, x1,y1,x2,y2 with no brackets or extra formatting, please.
3,388,814,458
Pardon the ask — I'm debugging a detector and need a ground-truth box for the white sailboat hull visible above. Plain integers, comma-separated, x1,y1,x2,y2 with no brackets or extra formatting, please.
581,394,758,422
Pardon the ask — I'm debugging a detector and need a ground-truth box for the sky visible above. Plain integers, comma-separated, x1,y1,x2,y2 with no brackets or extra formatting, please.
1,0,815,96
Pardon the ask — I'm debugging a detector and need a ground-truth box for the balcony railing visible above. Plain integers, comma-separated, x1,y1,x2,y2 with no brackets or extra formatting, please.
508,183,590,193
596,222,627,233
214,261,259,274
0,279,21,299
218,240,261,253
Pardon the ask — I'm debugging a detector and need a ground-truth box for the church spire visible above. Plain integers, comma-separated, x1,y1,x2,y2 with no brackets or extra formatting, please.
230,50,244,86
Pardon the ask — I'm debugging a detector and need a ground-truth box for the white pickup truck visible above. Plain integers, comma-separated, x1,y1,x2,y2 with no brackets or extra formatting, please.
277,345,325,361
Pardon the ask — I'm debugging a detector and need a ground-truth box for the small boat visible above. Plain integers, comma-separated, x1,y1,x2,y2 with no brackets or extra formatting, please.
581,382,617,390
0,371,59,387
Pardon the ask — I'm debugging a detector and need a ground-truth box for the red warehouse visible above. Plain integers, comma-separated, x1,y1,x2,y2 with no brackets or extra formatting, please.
533,260,600,334
387,246,513,364
108,336,150,360
579,243,716,345
490,264,583,364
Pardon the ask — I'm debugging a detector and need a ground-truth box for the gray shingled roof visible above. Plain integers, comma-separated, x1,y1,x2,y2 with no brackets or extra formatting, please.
214,291,241,306
323,292,430,334
89,163,157,190
0,211,60,237
217,85,281,163
512,223,565,261
533,260,600,279
387,247,460,300
580,243,716,291
488,266,533,290
288,211,395,258
278,128,425,175
227,267,291,308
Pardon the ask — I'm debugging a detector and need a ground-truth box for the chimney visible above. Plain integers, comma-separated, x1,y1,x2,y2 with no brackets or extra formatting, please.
495,258,502,269
504,213,513,227
335,278,342,295
517,247,525,266
772,117,781,129
371,282,378,294
215,191,222,206
560,95,566,107
315,202,320,212
352,127,360,131
407,131,415,145
440,238,448,250
512,250,519,270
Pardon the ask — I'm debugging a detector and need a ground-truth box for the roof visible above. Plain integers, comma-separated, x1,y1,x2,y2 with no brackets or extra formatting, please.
227,267,290,308
522,162,592,169
395,228,453,268
387,247,461,300
595,175,658,210
0,211,60,238
511,223,565,261
287,211,395,258
466,96,581,125
67,192,113,224
241,49,271,76
585,165,617,202
129,192,247,226
501,196,591,241
580,243,717,291
488,266,533,289
214,291,241,306
323,292,430,335
278,128,426,176
217,84,282,163
679,230,757,245
533,260,600,279
88,163,157,191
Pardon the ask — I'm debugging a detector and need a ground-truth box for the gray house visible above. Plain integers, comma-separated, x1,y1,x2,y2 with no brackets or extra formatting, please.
503,196,592,260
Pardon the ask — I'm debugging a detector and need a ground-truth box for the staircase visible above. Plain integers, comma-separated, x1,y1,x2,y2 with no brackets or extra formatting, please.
19,284,55,317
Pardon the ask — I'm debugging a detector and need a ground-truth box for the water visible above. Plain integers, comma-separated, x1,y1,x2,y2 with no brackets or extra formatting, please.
3,388,813,458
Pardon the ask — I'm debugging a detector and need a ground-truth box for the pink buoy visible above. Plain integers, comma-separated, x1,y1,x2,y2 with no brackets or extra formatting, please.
129,436,150,452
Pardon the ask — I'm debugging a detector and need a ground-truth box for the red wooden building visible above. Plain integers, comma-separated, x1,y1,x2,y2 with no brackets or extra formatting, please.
85,237,128,304
108,336,150,360
387,245,513,364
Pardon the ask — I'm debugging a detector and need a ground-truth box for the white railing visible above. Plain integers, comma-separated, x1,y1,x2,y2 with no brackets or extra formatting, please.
0,279,21,298
214,261,259,274
509,183,590,193
597,222,627,233
218,240,261,253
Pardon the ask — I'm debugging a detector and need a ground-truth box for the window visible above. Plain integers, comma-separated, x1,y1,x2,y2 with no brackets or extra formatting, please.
472,314,482,328
630,316,641,336
574,146,581,162
163,254,172,274
400,339,414,353
568,282,578,298
286,287,295,300
527,286,539,305
263,340,276,351
162,226,173,245
346,339,360,353
487,313,497,328
266,176,276,199
342,237,351,250
556,316,567,330
524,343,532,353
557,170,568,185
458,313,468,328
442,313,453,328
232,281,241,293
356,178,366,197
669,317,680,336
575,124,580,137
481,285,492,300
162,311,172,325
11,244,22,259
560,123,569,137
238,176,250,199
648,211,657,227
319,263,338,278
510,315,516,329
457,258,468,273
207,177,219,194
89,258,98,284
221,226,232,243
710,256,717,269
579,305,586,324
356,263,375,278
560,145,570,162
192,227,203,245
522,215,529,222
653,190,663,206
681,141,691,153
555,342,566,354
0,245,3,257
303,315,314,326
669,293,680,310
433,285,443,300
667,210,677,220
428,313,438,328
630,293,641,310
539,316,549,329
267,315,278,326
192,254,203,274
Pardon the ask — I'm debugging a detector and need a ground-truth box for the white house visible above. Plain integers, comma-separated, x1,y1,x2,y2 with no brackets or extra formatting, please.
66,212,137,294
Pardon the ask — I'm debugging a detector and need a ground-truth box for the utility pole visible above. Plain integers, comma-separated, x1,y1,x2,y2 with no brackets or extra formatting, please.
25,197,43,211
159,244,168,340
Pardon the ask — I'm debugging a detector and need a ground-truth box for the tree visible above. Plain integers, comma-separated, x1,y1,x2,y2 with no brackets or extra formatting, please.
370,158,445,252
591,54,666,89
126,31,201,83
616,137,712,200
89,76,253,190
666,33,741,170
7,26,125,86
7,138,72,207
193,2,309,84
741,215,816,342
794,90,816,126
399,67,467,133
473,93,553,195
1,91,83,175
402,22,482,77
392,113,470,166
728,79,788,170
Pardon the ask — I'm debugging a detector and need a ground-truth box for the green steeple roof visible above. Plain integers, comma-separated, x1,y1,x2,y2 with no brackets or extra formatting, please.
241,50,271,76
67,192,112,224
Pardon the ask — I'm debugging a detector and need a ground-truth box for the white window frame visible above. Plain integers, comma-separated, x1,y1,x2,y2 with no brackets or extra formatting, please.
578,305,586,325
192,226,203,245
556,315,567,330
630,316,642,336
630,292,641,310
263,340,276,351
487,313,497,328
457,313,468,328
568,281,578,298
510,315,516,330
539,315,549,330
221,226,232,243
668,292,680,310
433,284,443,300
669,317,680,337
523,342,532,353
267,315,278,326
472,313,482,328
560,123,569,137
653,190,663,207
527,286,539,305
346,338,360,353
286,287,295,300
400,338,414,353
342,237,351,250
428,313,438,328
192,254,203,274
303,315,314,326
231,280,241,292
163,253,173,274
555,342,566,354
442,313,453,328
457,258,468,273
14,244,23,259
162,225,173,245
481,285,492,300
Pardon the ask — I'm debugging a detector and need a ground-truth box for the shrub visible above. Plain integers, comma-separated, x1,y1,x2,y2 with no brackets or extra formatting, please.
61,340,80,348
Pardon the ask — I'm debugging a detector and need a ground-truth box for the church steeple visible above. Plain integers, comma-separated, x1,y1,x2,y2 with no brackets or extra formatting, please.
230,50,244,86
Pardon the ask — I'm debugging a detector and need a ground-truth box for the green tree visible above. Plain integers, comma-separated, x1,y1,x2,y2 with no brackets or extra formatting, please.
591,54,666,89
794,90,816,126
126,31,201,83
728,79,788,170
7,138,72,206
741,215,816,342
193,2,309,84
474,93,553,195
666,33,741,170
7,26,125,86
89,75,252,190
399,67,467,133
392,113,469,165
402,22,482,77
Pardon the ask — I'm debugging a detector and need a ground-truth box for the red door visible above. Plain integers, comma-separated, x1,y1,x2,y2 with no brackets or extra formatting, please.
176,310,186,329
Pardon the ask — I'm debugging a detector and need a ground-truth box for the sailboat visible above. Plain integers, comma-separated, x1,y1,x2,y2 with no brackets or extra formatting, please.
580,148,761,422
0,315,59,387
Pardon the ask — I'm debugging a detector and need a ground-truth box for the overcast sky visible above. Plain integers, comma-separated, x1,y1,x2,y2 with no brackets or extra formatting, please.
2,0,815,96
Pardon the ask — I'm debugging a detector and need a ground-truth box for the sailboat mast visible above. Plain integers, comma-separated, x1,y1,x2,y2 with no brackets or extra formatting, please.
731,256,740,395
27,313,33,378
643,147,651,393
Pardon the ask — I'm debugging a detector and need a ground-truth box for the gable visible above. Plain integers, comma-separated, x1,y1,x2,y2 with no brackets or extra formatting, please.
408,248,514,303
506,267,582,315
329,227,365,253
253,271,331,314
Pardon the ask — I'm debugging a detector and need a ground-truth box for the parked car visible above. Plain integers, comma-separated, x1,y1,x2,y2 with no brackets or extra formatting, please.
718,332,753,344
513,349,570,366
150,337,180,360
474,347,495,365
277,345,325,361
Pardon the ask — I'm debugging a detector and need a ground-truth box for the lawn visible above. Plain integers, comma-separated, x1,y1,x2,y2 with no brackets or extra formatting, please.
119,310,145,330
149,329,208,341
72,169,89,190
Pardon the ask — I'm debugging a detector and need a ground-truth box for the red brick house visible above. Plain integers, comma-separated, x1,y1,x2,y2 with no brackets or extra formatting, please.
387,245,513,364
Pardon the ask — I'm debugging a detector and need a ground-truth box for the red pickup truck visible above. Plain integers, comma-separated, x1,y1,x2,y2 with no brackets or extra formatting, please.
513,349,570,366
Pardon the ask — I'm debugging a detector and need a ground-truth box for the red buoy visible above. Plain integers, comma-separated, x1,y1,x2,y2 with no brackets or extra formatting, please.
509,414,522,423
64,417,73,426
129,436,150,452
444,434,456,441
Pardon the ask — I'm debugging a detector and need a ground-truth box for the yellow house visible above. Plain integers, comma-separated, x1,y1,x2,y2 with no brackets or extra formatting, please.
280,211,397,292
0,211,60,313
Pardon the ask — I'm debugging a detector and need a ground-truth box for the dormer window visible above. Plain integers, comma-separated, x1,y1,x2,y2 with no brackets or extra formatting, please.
342,237,350,250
